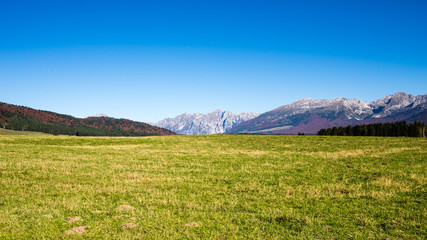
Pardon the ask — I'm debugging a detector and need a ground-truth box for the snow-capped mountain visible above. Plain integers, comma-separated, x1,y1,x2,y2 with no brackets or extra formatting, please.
370,92,425,118
227,92,427,134
155,110,260,135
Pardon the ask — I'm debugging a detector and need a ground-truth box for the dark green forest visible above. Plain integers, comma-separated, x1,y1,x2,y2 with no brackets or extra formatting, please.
1,113,153,136
0,102,175,136
317,121,426,137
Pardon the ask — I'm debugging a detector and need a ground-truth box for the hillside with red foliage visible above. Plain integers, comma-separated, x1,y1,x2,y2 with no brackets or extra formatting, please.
0,102,175,136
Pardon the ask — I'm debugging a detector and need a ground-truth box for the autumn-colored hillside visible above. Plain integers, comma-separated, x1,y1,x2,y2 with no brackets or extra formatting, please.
0,102,175,136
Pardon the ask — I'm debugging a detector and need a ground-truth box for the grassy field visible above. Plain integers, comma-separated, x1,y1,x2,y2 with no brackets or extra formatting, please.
0,135,425,239
0,128,52,136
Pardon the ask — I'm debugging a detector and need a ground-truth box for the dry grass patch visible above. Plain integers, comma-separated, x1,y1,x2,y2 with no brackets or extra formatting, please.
91,210,109,214
65,226,88,235
116,205,135,211
308,149,368,160
122,223,137,229
184,222,200,227
67,216,82,223
370,147,422,157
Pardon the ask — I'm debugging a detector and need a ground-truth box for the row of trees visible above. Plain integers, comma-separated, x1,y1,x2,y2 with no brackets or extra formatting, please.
317,121,426,137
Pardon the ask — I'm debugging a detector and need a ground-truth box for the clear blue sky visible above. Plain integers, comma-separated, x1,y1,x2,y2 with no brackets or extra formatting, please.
1,0,426,122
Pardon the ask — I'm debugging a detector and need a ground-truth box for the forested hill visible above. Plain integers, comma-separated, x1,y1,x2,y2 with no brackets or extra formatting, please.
0,102,176,136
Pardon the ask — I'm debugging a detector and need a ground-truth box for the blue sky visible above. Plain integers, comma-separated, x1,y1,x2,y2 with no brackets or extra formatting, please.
1,0,426,122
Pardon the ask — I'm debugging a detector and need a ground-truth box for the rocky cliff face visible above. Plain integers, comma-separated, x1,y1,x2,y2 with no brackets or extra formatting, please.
155,110,259,135
370,92,425,118
227,92,427,134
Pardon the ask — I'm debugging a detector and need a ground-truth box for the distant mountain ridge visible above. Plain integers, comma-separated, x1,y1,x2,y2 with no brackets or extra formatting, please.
0,102,175,136
155,109,259,135
227,92,427,135
2,92,424,136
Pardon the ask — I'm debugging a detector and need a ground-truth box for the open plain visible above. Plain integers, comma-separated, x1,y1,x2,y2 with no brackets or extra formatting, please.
0,135,425,239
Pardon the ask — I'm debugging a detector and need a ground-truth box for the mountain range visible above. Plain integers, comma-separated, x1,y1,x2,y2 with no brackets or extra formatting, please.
1,92,425,136
154,110,259,135
227,92,426,134
0,102,175,136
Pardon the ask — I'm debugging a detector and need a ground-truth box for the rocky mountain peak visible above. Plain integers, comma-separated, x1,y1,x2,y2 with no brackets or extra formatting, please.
332,97,347,102
389,92,415,106
227,92,426,135
370,92,419,118
155,110,260,135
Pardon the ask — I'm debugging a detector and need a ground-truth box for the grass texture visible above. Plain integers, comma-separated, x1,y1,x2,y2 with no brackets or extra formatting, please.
0,135,425,239
0,128,52,136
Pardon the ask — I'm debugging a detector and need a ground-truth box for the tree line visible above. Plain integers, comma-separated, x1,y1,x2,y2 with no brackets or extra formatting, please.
1,102,175,136
0,113,155,136
317,121,426,137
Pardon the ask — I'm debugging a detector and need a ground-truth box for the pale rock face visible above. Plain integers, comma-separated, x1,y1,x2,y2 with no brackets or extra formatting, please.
265,92,425,121
268,97,372,121
370,92,419,118
155,110,260,135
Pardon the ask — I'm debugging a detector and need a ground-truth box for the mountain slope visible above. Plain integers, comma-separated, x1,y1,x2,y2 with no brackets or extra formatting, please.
0,102,175,136
227,92,427,135
155,109,259,135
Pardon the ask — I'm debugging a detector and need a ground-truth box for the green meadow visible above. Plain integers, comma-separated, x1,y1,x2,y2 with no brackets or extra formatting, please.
0,134,425,239
0,128,52,136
